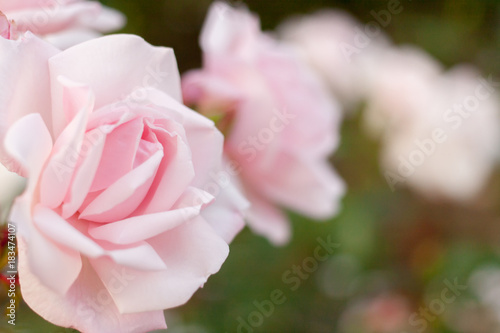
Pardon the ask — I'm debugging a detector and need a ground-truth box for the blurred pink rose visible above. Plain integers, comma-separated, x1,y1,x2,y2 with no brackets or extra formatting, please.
339,294,412,333
364,294,411,332
182,2,345,245
0,0,125,48
1,33,246,332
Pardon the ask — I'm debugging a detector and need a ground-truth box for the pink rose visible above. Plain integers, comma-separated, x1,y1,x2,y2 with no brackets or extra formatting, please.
182,2,345,245
1,33,247,332
0,0,125,48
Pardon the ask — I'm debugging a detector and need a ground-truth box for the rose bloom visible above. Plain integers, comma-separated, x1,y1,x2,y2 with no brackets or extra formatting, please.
278,10,389,110
0,32,247,332
0,0,125,49
363,46,500,201
182,2,345,245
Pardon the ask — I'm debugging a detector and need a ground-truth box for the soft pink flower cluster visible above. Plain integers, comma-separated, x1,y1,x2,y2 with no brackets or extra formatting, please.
0,1,345,332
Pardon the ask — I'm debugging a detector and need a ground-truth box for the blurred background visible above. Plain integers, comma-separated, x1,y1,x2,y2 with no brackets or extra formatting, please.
3,0,500,332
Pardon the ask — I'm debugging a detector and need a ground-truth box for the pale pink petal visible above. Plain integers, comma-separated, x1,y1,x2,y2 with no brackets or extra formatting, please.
182,70,243,110
258,46,341,156
0,0,51,12
5,114,53,241
80,149,163,222
107,87,221,189
4,113,53,188
33,205,103,257
79,6,126,32
27,225,82,295
138,88,225,187
134,126,195,215
32,205,166,271
90,117,143,192
44,28,101,50
7,2,101,35
18,238,167,333
102,241,167,271
89,187,213,244
61,127,106,218
246,191,291,246
201,175,249,243
0,33,58,172
200,1,260,58
91,216,228,313
40,78,94,209
258,153,346,219
49,35,181,136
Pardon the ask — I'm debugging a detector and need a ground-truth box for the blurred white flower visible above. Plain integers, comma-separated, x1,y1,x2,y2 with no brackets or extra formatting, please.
363,46,500,202
361,46,443,138
278,10,389,110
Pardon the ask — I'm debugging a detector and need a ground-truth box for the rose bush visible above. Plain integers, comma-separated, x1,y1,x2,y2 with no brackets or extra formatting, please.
0,32,247,332
182,2,345,245
0,0,125,48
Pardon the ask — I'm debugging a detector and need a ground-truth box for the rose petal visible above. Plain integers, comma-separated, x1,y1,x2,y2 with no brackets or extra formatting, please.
79,6,126,33
200,1,260,57
136,88,225,188
201,179,248,243
5,114,53,247
90,117,144,192
258,152,345,219
246,191,291,246
33,205,103,257
49,34,182,136
91,216,228,313
134,124,195,215
0,33,58,172
7,2,101,35
44,28,101,50
61,127,106,218
18,239,167,333
89,187,214,244
27,227,82,295
102,241,167,271
4,113,53,193
40,77,94,209
80,149,163,222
